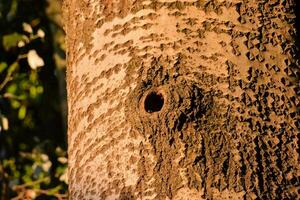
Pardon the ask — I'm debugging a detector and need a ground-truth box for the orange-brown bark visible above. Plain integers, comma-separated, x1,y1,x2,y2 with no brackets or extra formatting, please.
64,0,299,199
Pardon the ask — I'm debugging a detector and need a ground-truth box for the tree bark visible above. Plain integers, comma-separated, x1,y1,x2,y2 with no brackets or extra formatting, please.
64,0,299,199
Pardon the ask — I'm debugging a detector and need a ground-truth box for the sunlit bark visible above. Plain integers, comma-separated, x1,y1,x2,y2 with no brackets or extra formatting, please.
64,0,299,199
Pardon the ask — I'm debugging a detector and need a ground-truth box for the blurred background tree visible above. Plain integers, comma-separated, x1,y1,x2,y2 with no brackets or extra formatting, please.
0,0,67,199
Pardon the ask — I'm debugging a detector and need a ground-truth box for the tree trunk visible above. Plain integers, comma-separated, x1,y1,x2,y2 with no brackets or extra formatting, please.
64,0,299,199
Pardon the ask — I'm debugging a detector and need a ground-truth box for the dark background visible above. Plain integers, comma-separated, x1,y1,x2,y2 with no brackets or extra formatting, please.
0,0,67,199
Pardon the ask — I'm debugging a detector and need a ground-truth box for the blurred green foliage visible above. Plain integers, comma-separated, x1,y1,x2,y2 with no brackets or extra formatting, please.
0,0,67,199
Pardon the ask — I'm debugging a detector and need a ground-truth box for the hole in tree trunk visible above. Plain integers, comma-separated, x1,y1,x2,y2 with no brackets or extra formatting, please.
144,91,164,113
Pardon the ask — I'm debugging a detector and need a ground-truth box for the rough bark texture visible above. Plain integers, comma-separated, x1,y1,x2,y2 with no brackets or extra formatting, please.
64,0,300,199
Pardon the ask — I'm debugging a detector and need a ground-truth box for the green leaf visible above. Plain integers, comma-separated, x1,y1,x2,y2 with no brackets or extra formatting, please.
18,105,26,120
22,174,32,184
48,185,62,195
0,62,8,73
36,86,43,94
11,99,20,109
6,0,18,21
7,83,17,94
2,33,24,51
7,62,18,74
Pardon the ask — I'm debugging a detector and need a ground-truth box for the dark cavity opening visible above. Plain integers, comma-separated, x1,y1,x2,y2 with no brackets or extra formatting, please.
144,91,164,113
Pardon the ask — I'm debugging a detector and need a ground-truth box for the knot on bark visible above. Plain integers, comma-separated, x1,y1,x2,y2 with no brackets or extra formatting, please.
124,56,214,198
126,64,212,138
